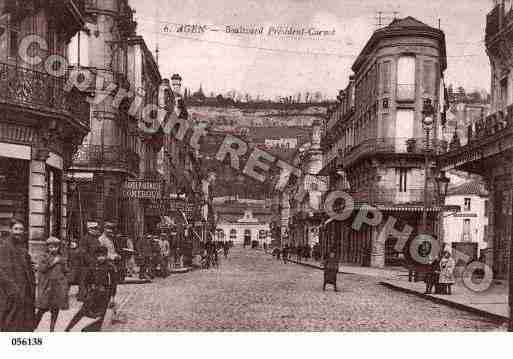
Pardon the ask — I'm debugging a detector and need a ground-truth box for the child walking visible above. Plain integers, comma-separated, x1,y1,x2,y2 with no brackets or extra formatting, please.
65,246,117,331
34,237,69,332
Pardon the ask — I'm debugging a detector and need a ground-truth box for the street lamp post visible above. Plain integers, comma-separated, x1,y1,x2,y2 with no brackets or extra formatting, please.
422,99,435,234
434,170,450,248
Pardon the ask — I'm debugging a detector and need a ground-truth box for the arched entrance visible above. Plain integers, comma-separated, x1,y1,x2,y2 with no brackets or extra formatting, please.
243,229,251,247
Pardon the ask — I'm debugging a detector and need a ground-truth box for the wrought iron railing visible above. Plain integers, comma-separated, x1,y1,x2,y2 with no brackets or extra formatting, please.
342,137,443,167
0,62,90,128
72,144,140,175
464,105,513,146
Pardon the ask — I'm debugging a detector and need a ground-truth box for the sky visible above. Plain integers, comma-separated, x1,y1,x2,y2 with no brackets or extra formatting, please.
130,0,495,99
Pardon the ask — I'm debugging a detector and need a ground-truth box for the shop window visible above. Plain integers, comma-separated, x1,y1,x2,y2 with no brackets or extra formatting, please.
0,158,29,236
46,166,62,238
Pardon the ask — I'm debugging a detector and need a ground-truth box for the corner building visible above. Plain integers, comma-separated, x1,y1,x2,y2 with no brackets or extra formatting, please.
320,17,447,267
0,0,90,258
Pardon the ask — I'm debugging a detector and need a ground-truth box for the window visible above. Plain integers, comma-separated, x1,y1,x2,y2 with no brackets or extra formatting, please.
229,229,236,240
462,219,471,241
9,28,18,58
382,61,391,94
397,168,408,193
500,77,508,109
397,56,416,100
423,60,434,94
464,198,471,211
68,31,90,67
395,109,414,151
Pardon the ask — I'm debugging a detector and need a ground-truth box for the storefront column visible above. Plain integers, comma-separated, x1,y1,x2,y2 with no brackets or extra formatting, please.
28,157,47,258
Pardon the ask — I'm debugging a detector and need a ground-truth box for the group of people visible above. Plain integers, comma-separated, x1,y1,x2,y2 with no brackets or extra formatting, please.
199,240,232,269
271,244,317,263
0,219,119,332
424,250,456,295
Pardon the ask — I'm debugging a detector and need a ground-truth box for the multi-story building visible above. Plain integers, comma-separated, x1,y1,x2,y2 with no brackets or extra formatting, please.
439,0,513,278
287,120,328,249
0,0,90,257
443,180,489,259
67,0,141,236
320,17,447,267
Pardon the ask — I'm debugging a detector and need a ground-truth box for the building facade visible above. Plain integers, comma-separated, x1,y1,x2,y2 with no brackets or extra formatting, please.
0,0,90,257
439,1,513,278
287,120,328,249
443,180,489,259
67,0,139,238
320,17,447,267
215,204,271,246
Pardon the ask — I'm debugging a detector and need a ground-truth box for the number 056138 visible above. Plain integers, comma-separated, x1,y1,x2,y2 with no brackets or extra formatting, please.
11,337,43,346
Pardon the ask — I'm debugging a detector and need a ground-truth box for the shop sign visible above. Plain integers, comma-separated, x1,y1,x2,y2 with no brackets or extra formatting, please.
122,180,162,199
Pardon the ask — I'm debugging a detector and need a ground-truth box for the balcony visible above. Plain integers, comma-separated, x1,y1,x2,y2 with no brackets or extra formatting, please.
342,137,443,168
455,105,513,150
0,62,90,130
72,144,140,176
396,84,415,101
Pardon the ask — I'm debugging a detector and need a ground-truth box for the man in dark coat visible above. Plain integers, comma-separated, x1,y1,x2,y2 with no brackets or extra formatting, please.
0,220,36,331
138,235,153,279
78,221,102,301
323,251,339,292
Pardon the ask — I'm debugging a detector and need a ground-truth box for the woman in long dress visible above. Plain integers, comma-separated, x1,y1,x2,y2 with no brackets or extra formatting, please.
439,251,456,295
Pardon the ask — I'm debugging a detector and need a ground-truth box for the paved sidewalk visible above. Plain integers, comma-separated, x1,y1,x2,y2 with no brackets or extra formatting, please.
380,279,509,322
279,252,510,323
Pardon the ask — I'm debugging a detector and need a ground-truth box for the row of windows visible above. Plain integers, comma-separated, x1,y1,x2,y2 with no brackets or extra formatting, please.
223,229,269,239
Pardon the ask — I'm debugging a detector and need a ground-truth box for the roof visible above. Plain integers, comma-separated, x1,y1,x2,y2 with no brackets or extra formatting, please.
214,202,272,215
447,180,488,197
388,16,431,28
351,16,446,74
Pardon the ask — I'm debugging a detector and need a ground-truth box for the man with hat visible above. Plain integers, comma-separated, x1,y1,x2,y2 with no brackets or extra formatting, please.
78,221,102,301
137,234,153,280
98,221,119,263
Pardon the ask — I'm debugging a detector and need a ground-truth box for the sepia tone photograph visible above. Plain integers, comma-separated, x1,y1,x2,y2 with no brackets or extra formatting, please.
0,0,512,343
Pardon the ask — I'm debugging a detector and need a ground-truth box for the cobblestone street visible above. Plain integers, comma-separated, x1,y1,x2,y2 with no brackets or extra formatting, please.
105,248,504,331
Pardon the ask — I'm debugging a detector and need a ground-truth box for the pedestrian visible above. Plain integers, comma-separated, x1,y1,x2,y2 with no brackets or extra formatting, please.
223,241,229,259
34,237,69,332
78,221,102,301
159,233,170,277
67,238,84,286
282,245,288,264
65,246,117,332
323,251,339,292
98,222,121,316
151,235,162,277
0,219,36,331
424,255,440,295
125,235,137,277
439,251,456,295
137,235,153,279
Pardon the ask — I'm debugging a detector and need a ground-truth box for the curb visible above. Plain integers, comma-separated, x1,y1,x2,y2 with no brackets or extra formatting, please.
379,281,508,324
